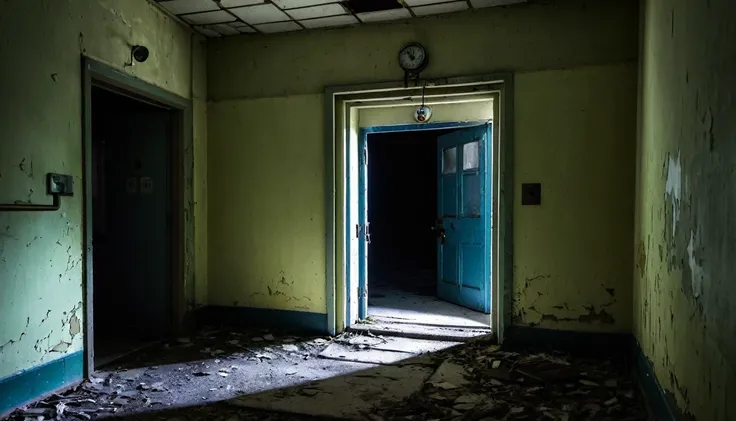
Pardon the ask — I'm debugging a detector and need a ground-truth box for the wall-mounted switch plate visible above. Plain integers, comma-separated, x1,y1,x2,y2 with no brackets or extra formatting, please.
47,173,74,196
521,183,541,205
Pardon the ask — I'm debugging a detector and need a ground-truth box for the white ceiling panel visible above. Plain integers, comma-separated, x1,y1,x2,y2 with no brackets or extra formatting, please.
194,25,222,37
228,21,258,32
207,23,241,35
158,0,219,15
356,8,411,22
300,14,357,28
230,3,290,24
271,0,336,9
182,9,235,24
412,1,467,16
404,0,447,6
219,0,264,7
287,4,347,20
469,0,525,7
255,21,303,33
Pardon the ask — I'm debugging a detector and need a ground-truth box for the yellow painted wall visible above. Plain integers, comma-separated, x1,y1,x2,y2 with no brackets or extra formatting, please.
207,95,326,312
0,0,204,380
513,64,636,332
635,0,736,418
206,0,638,325
193,36,209,307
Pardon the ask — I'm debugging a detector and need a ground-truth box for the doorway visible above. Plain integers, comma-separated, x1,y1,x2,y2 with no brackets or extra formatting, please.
351,122,494,338
90,87,173,366
82,58,190,373
365,127,491,333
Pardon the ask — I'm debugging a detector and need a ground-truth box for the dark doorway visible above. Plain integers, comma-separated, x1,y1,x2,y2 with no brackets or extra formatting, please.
367,130,439,295
91,87,173,367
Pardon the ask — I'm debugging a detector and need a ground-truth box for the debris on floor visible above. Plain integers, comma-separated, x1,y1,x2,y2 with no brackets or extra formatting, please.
3,328,649,421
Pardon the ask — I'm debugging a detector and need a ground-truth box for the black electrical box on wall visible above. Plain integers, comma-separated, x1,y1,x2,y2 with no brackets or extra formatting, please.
521,183,541,206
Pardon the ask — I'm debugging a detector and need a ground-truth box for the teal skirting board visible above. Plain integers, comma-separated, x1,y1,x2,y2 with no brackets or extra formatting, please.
198,306,328,335
0,351,83,416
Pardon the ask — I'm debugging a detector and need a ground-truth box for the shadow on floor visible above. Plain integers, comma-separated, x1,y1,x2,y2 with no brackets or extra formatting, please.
6,327,650,421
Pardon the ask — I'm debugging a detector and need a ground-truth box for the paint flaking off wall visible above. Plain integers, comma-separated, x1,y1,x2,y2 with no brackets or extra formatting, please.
665,151,682,236
686,229,704,298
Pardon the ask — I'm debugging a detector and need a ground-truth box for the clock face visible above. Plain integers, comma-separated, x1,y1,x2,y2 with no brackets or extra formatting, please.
399,43,427,72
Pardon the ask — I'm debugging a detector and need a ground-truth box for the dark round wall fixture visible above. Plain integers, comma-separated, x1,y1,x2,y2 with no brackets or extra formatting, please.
131,45,149,63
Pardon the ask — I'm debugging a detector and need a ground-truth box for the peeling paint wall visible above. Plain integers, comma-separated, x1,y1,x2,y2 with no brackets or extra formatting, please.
635,0,736,419
0,0,203,381
206,0,638,322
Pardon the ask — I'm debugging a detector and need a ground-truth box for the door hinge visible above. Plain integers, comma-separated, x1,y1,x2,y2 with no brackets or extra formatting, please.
356,223,363,238
358,287,367,298
359,148,368,166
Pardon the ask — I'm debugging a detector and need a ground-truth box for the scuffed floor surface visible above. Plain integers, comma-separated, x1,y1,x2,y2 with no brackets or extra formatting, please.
5,327,650,421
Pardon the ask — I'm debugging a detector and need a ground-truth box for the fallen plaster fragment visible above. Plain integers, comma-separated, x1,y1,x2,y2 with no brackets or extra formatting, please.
263,334,275,341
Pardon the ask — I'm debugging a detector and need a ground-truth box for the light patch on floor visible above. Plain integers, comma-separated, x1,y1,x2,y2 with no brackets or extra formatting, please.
368,287,490,329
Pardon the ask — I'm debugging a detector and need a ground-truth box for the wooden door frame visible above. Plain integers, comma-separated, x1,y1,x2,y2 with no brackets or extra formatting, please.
81,58,192,376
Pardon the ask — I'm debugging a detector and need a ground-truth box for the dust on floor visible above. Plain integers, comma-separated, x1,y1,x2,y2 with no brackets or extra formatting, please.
5,326,650,421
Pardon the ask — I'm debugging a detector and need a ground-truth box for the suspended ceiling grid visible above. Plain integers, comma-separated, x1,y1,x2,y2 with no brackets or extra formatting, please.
155,0,526,37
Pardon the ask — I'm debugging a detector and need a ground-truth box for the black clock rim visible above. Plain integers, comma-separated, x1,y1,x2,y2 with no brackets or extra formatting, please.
398,42,429,74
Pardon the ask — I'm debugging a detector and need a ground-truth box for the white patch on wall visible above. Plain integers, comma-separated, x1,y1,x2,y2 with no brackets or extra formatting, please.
687,228,704,298
665,151,682,235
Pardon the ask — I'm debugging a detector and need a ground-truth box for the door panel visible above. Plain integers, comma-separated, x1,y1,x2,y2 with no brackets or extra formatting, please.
436,124,492,313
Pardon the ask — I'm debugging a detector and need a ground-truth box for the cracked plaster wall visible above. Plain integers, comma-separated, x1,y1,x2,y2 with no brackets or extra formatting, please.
206,0,638,324
634,0,736,419
0,0,206,380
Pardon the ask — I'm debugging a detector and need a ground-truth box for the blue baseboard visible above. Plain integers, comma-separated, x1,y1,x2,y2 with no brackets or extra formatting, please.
632,340,678,421
504,326,678,420
0,351,83,416
504,325,631,356
198,306,328,335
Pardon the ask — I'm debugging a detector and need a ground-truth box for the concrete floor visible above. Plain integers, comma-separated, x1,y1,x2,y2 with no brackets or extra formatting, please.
368,286,490,329
4,326,651,421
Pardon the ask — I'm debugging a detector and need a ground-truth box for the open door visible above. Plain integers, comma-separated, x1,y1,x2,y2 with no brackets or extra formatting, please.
435,124,492,313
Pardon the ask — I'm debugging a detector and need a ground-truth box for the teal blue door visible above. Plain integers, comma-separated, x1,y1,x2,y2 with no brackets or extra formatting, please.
436,124,492,313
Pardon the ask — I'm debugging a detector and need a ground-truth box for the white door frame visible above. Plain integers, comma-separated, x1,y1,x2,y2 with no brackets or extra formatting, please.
323,74,514,342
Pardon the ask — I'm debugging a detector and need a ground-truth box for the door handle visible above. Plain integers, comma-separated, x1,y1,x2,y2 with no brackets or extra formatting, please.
431,219,446,244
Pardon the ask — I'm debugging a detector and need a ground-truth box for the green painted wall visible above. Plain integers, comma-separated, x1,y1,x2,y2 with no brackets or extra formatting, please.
0,0,206,381
635,0,736,418
207,0,638,332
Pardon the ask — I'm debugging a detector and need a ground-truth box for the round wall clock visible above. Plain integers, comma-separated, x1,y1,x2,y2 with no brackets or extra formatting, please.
398,42,428,75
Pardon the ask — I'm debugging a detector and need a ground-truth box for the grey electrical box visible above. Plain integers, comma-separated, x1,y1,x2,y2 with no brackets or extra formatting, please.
47,173,74,196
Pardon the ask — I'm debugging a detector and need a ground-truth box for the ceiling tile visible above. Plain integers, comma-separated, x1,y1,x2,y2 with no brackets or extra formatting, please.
287,4,346,20
272,0,336,9
193,25,222,37
412,1,468,16
219,0,264,7
255,21,303,33
158,0,219,15
207,23,241,35
356,8,411,22
403,0,447,6
181,9,235,24
230,3,290,24
469,0,525,7
300,14,357,28
228,21,258,32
